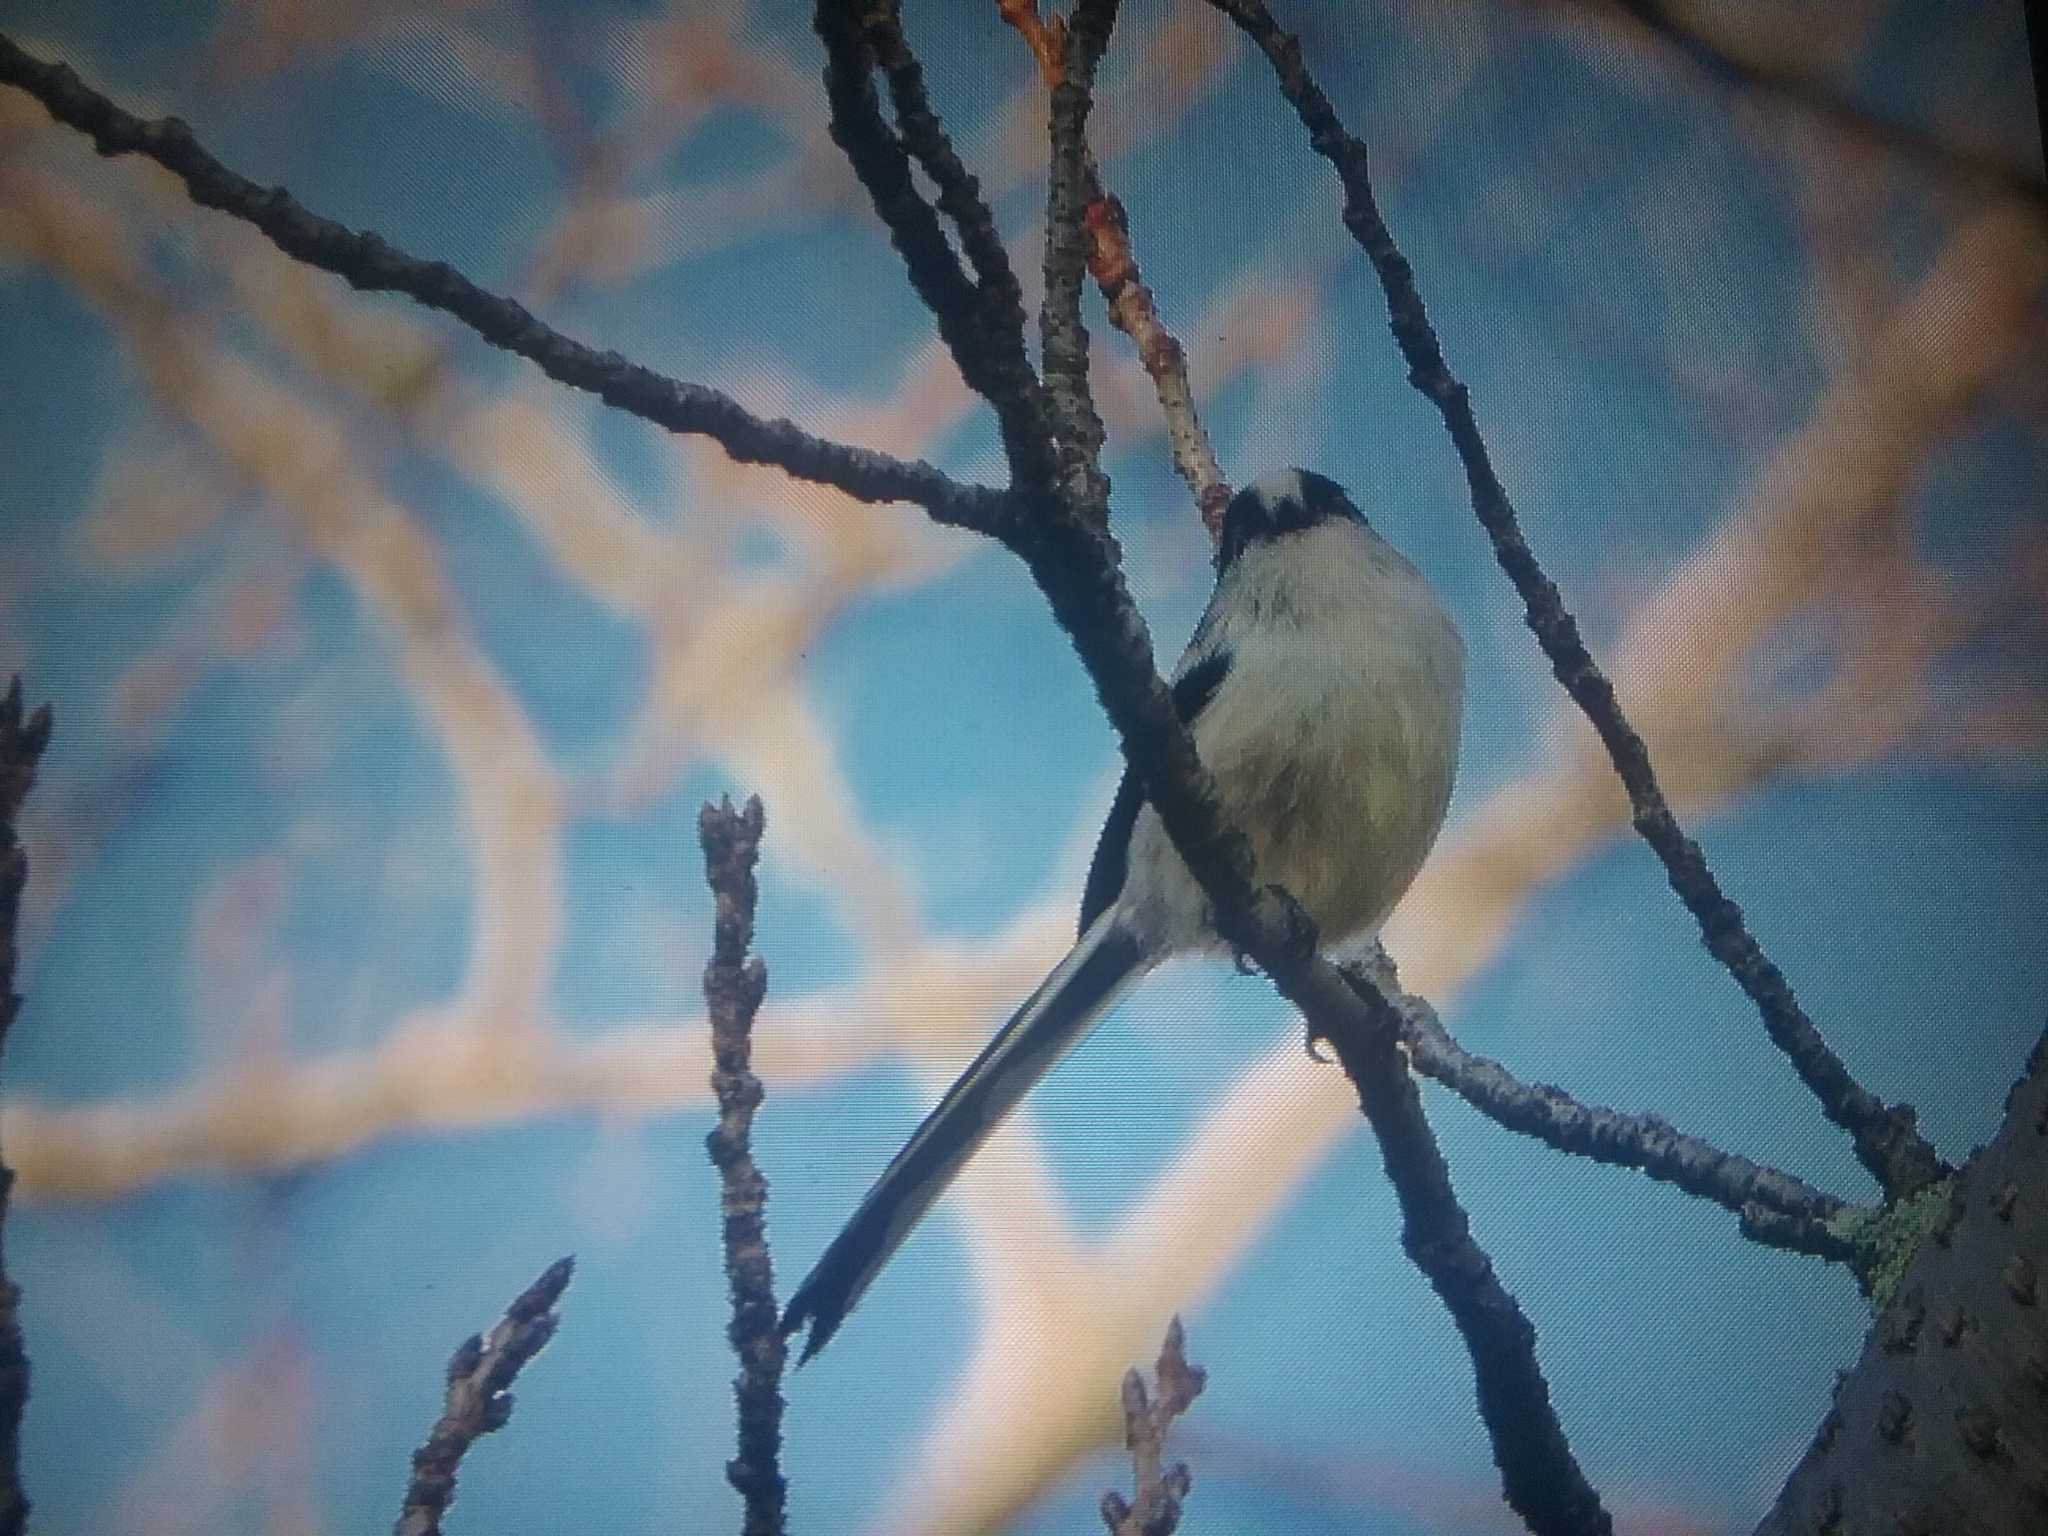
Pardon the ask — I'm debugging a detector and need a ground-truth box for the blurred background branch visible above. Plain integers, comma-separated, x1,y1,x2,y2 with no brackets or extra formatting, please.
1577,0,2048,208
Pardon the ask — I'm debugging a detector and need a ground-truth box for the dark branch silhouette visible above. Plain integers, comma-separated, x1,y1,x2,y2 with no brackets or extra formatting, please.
817,1,1614,1526
1205,0,1950,1205
0,33,1011,539
699,796,787,1536
1343,948,1865,1273
811,2,1058,496
0,678,51,1536
1040,0,1119,518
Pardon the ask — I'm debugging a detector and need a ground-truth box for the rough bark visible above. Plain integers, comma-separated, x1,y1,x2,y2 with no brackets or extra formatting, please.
1758,1031,2048,1532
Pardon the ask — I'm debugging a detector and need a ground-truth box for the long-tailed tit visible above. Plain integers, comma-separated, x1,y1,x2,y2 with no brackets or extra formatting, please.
782,469,1466,1360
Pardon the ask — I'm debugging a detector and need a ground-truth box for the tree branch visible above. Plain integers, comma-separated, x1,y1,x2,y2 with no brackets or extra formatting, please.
1040,0,1121,520
1101,1318,1207,1536
999,2,1228,530
1316,965,1614,1533
1081,188,1231,540
396,1256,573,1536
699,796,786,1536
1755,1028,2048,1532
864,0,1035,381
1206,0,1950,1204
996,15,1615,1530
1343,948,1865,1273
812,0,1058,495
0,678,50,1536
0,32,1011,537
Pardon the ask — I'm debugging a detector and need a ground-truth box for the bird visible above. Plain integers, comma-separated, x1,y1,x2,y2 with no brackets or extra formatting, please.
780,468,1466,1361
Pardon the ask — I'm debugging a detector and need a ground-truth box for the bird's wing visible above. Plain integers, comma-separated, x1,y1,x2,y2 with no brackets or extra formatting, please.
781,914,1147,1362
1077,647,1233,936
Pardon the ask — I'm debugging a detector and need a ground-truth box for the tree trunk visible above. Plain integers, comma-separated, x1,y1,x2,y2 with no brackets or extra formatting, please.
1759,1032,2048,1533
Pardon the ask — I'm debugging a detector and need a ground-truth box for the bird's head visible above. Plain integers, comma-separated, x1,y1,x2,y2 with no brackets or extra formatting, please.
1218,469,1367,569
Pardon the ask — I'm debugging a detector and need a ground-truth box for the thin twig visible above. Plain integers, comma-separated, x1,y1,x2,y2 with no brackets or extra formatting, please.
1327,974,1614,1534
699,795,786,1536
1342,949,1865,1273
865,0,1034,383
1041,0,1121,518
0,678,50,1536
1101,1318,1207,1536
1600,0,2048,210
998,0,1068,87
996,1,1229,537
1206,0,1949,1204
813,1,1059,495
396,1256,574,1536
0,32,1010,537
1081,190,1231,540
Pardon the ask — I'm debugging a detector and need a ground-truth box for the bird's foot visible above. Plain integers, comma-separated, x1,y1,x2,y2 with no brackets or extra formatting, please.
1259,884,1320,966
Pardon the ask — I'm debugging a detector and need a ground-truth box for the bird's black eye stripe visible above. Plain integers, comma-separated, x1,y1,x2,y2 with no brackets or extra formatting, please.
1295,471,1354,520
1217,470,1364,569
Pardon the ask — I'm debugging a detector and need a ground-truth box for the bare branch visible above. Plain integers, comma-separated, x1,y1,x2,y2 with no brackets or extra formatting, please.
0,32,1011,537
1309,968,1614,1534
865,0,1033,363
1343,948,1865,1272
998,0,1068,87
1206,0,1950,1204
1101,1318,1207,1536
1002,2,1229,535
812,0,1058,494
852,12,1612,1521
0,677,50,1536
1041,0,1122,518
396,1256,574,1536
2,22,1707,1528
699,796,787,1536
1081,191,1231,540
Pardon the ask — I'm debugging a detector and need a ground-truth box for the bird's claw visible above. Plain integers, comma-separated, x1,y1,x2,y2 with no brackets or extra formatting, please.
1261,884,1319,965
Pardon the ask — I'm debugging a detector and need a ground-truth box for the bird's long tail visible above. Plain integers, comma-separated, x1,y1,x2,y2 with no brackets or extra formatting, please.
780,913,1148,1362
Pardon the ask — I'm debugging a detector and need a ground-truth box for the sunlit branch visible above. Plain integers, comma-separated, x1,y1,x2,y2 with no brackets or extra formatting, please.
1082,190,1231,539
396,1256,573,1536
